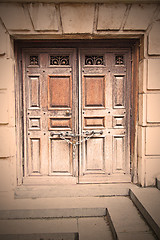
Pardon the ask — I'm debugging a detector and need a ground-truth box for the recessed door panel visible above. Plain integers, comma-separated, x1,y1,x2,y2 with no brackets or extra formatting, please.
50,138,72,174
84,76,105,107
85,137,105,172
29,138,41,175
48,76,71,109
29,76,40,108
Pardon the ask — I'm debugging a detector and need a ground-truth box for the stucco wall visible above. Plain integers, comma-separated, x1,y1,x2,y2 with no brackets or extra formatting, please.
0,2,160,192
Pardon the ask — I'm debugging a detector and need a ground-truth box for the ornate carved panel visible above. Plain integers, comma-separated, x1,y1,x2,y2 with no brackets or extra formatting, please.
115,55,124,65
50,56,69,65
85,56,104,65
30,56,39,65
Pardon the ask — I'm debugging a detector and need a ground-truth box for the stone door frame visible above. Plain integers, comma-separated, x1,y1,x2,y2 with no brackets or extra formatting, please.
15,38,140,186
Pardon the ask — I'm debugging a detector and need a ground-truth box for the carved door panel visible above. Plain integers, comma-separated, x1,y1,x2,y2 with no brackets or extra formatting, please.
22,49,78,184
79,49,131,183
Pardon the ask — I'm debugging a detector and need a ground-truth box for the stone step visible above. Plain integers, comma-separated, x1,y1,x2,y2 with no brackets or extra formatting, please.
0,217,113,240
156,176,160,190
15,183,136,199
0,208,106,220
106,196,156,240
130,188,160,240
0,193,157,240
0,233,78,240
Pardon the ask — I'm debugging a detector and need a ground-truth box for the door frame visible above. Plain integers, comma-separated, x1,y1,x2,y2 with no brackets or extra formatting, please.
15,39,140,186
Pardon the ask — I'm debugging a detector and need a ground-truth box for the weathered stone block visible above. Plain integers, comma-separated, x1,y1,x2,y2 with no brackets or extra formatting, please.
60,4,94,33
137,126,145,158
147,94,160,123
0,58,14,89
97,4,127,30
29,3,58,31
146,158,160,186
0,3,32,31
137,156,145,187
148,21,160,55
148,59,160,89
139,94,146,126
0,127,16,158
0,160,10,191
0,89,8,124
0,22,6,55
146,127,160,155
139,59,147,93
124,4,156,30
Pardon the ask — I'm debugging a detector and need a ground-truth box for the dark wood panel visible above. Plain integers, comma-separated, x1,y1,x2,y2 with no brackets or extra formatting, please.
48,76,71,108
84,76,105,107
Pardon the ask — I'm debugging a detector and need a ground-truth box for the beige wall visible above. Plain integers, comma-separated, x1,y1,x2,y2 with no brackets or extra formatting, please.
0,2,160,192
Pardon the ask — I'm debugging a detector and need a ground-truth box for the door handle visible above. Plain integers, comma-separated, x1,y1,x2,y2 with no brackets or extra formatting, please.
66,110,72,116
50,132,63,137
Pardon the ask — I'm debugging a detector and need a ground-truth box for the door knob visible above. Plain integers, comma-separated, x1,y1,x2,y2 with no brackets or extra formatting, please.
66,110,71,116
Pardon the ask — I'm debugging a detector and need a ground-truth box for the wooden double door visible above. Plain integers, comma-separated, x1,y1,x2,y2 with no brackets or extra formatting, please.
22,47,131,184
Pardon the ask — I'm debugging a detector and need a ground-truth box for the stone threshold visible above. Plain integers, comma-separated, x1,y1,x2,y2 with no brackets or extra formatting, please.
15,183,137,199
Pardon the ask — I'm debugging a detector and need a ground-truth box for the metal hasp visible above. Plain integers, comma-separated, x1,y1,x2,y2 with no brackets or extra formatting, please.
83,130,103,136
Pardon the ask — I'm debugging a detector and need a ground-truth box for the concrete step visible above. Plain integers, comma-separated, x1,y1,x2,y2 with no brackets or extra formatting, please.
0,217,113,240
156,176,160,190
130,188,160,240
0,196,157,240
107,196,156,240
0,233,78,240
15,183,136,199
0,208,106,220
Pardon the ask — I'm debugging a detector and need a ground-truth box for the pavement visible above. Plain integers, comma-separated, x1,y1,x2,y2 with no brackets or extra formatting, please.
0,183,159,240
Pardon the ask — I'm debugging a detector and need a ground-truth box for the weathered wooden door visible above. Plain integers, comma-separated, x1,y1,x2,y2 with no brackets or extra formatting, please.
22,47,131,185
79,49,131,183
22,48,78,184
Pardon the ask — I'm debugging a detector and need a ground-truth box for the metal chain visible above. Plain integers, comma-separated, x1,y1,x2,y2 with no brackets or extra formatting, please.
59,132,95,146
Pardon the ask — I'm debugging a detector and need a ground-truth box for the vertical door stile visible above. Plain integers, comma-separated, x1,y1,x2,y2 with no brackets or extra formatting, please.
22,51,28,178
78,48,82,180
